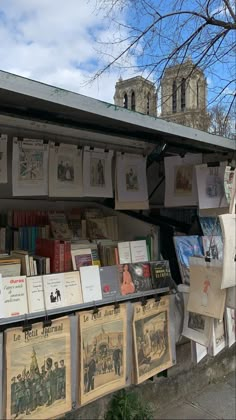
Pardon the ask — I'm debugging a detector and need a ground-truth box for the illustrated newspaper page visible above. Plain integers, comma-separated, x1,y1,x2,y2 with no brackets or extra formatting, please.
78,304,127,405
5,317,71,419
133,296,174,384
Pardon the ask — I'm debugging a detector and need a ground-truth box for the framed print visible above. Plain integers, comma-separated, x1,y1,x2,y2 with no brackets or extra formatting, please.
0,134,7,183
132,296,174,384
187,257,226,319
164,153,202,207
78,304,127,405
116,153,148,203
49,142,83,197
12,137,48,196
195,163,228,210
219,213,236,289
83,147,113,197
5,317,72,419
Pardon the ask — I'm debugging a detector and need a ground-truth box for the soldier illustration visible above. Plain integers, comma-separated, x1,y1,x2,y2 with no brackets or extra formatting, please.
52,361,59,400
44,357,53,406
86,355,96,392
57,360,66,399
113,346,122,376
24,371,31,416
14,374,25,419
34,367,43,408
11,377,17,416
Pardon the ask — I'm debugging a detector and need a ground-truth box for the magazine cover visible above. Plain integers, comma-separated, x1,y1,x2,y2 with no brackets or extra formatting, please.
173,236,204,284
187,257,226,319
202,236,223,260
5,317,72,419
0,134,8,183
219,213,236,289
48,142,83,197
78,304,127,405
164,153,202,207
133,296,174,384
12,138,48,196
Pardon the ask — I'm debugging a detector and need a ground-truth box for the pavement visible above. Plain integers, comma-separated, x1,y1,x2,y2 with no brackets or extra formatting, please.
156,372,236,419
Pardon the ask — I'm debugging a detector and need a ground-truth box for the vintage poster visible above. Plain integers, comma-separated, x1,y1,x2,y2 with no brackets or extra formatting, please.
164,154,202,207
219,213,236,289
0,134,8,183
48,142,83,197
83,147,114,197
195,163,228,210
225,308,236,347
12,138,48,196
5,317,72,419
187,257,226,320
180,285,213,346
133,296,174,384
78,304,127,405
208,318,226,356
116,152,148,203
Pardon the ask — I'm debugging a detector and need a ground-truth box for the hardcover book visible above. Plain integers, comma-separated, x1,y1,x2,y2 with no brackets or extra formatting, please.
78,304,127,405
49,212,72,241
27,275,45,313
71,248,93,270
132,296,174,384
43,273,66,310
128,263,153,292
5,317,72,419
0,275,28,318
150,260,172,289
99,266,121,299
79,265,102,303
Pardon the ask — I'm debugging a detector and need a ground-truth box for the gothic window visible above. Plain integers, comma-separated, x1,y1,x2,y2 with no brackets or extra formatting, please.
123,93,128,108
147,92,150,115
181,78,186,111
172,80,177,113
131,91,136,111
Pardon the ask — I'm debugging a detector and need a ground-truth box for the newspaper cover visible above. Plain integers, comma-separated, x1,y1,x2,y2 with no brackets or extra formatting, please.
133,296,174,384
78,304,127,405
5,317,71,419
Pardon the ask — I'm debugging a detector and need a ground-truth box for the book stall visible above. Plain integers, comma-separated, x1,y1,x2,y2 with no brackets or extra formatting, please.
0,70,235,419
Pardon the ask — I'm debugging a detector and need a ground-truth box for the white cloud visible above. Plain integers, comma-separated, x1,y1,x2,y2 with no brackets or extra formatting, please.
0,0,137,102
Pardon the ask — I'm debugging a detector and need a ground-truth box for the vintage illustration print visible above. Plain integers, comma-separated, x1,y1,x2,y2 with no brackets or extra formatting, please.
90,158,105,187
133,297,173,384
57,155,74,182
174,165,193,196
125,165,139,191
5,317,71,420
0,134,8,183
78,304,127,405
188,312,205,332
19,149,44,181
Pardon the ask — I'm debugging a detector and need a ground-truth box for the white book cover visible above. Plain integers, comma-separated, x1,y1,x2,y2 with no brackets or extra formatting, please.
130,240,148,263
195,163,228,210
226,287,236,309
116,152,148,203
225,308,236,347
64,271,83,306
118,242,132,264
83,147,114,197
219,213,236,289
12,137,48,196
164,153,202,207
26,275,45,313
43,273,65,310
0,275,28,318
49,142,83,197
80,265,102,303
0,134,8,183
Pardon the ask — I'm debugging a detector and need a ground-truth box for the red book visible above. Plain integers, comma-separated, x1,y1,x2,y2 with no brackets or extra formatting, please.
36,238,60,273
64,241,72,272
59,242,65,272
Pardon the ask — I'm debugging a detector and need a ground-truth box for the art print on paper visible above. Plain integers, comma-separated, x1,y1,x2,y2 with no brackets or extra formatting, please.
188,312,205,332
133,297,173,384
5,318,71,420
0,134,8,183
79,305,126,405
195,164,228,209
174,165,193,196
90,158,105,187
19,149,44,181
57,156,74,182
125,165,139,191
226,308,236,347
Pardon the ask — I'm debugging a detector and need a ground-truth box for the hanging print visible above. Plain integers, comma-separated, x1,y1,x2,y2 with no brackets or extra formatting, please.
195,163,228,209
49,142,83,197
83,147,113,197
0,134,8,183
12,137,48,196
116,153,148,203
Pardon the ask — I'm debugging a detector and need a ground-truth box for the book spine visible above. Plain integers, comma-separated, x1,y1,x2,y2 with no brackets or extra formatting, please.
59,242,65,272
64,241,72,272
51,240,60,273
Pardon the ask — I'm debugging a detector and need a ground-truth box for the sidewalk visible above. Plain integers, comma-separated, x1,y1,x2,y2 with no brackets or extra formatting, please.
156,372,236,419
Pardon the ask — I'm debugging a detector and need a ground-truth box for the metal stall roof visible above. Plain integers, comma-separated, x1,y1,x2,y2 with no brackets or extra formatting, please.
0,70,235,155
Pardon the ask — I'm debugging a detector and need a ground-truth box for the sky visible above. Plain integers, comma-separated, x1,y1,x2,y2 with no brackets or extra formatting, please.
0,0,134,103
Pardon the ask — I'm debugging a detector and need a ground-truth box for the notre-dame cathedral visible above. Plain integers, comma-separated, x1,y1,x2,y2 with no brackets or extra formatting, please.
114,58,210,131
